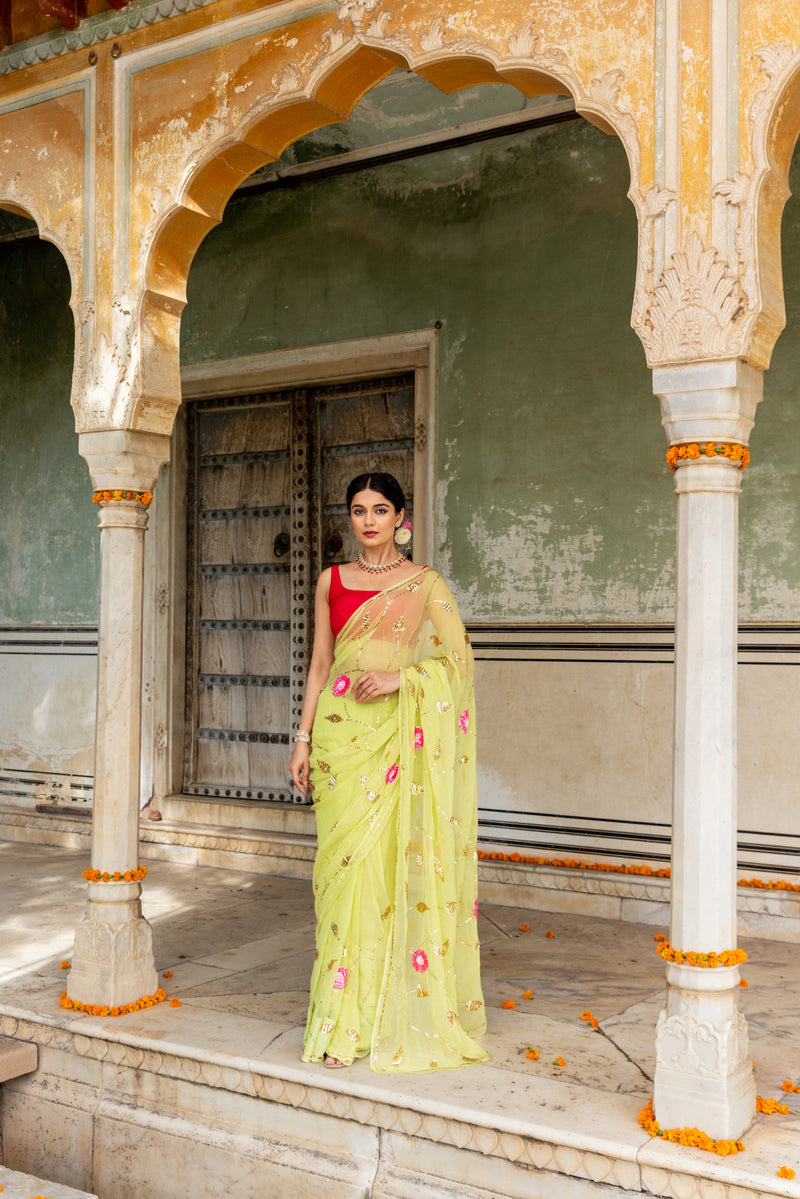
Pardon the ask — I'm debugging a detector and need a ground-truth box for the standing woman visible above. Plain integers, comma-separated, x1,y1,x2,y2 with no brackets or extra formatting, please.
289,472,488,1072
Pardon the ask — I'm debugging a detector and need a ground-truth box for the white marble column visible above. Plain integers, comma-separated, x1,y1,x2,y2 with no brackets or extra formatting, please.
67,430,171,1008
652,360,761,1140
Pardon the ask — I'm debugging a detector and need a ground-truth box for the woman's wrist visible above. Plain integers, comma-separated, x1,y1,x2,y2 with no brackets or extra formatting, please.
294,729,311,744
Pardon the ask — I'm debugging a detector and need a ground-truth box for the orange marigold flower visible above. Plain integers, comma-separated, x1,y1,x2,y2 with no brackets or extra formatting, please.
580,1010,600,1030
756,1096,790,1115
523,989,533,1000
781,1080,800,1093
525,1047,539,1060
170,997,181,1008
501,999,516,1010
778,1167,796,1179
554,1057,565,1067
545,931,554,939
738,978,748,987
703,442,717,457
163,970,174,978
520,924,529,932
686,443,701,459
654,933,666,943
59,961,71,970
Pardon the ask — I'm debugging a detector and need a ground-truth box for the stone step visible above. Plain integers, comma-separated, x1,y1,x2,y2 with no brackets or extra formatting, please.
0,1166,97,1198
0,1036,36,1083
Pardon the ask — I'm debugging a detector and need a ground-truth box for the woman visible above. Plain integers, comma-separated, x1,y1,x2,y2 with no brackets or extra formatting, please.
289,473,488,1072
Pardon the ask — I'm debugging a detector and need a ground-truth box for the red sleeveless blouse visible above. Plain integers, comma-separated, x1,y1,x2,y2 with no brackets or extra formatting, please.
328,563,380,638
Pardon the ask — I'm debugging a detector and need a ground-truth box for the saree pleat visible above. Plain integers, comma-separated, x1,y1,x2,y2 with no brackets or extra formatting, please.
302,568,488,1072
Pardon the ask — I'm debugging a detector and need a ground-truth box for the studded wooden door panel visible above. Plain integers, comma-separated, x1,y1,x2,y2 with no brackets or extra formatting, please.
184,374,413,805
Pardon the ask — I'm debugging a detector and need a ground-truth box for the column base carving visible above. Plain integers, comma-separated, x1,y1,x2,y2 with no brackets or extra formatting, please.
654,974,755,1139
67,888,158,1008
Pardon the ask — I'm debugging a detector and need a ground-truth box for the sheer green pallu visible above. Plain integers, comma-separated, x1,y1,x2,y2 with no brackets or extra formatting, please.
302,567,489,1072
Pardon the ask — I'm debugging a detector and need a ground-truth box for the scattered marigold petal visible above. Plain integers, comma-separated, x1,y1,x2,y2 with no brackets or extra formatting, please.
778,1167,796,1179
554,1057,565,1067
169,997,182,1008
163,970,174,978
500,999,516,1010
545,931,554,939
756,1096,790,1115
580,1010,600,1029
523,989,533,1000
738,978,748,987
520,924,530,932
59,961,71,970
525,1046,539,1060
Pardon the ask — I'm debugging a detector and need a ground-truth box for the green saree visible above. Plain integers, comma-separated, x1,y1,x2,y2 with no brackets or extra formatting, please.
302,567,489,1072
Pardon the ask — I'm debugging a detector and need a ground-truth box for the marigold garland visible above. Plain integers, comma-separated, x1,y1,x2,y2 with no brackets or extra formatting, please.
82,866,147,883
92,489,153,506
477,850,800,895
638,1099,744,1156
756,1095,790,1115
59,986,167,1018
657,941,747,968
665,443,750,471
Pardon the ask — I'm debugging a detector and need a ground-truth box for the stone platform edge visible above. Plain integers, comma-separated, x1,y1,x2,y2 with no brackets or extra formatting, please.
0,1005,796,1199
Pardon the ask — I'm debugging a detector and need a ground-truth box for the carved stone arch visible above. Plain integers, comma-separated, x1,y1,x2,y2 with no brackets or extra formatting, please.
132,12,647,434
712,43,800,370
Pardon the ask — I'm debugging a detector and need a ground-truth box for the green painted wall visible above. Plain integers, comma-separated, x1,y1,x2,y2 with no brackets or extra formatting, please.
0,234,98,624
182,76,671,621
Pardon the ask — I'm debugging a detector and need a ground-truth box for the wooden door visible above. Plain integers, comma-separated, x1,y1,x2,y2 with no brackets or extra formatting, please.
184,373,414,805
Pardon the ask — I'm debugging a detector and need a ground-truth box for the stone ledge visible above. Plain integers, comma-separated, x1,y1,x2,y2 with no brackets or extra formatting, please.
0,1009,795,1199
0,1165,97,1199
0,1035,36,1082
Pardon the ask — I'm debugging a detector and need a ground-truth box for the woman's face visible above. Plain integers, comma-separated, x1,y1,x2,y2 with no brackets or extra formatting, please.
349,488,403,553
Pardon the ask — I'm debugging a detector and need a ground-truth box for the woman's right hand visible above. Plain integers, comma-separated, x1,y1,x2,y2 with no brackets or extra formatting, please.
288,741,311,795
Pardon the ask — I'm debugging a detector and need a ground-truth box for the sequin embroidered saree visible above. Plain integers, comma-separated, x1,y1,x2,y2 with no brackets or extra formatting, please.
302,567,488,1072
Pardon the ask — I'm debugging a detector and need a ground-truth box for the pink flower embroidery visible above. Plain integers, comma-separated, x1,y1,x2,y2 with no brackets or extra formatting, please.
459,709,470,734
385,764,399,784
412,949,428,973
414,727,424,749
333,966,348,990
473,898,478,920
332,674,350,697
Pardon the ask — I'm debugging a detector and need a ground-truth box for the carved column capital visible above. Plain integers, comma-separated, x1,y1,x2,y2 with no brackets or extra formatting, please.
79,429,171,493
653,359,763,447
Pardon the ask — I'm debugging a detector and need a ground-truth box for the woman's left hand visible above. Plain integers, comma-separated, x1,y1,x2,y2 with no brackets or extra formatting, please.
352,670,401,703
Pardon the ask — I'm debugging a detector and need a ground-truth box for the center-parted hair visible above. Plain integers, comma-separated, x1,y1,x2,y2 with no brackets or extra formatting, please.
346,472,406,513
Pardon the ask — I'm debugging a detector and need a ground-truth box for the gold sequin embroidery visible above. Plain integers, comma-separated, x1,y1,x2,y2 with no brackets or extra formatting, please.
445,901,457,914
329,777,337,791
347,1028,359,1043
381,905,392,921
446,1010,457,1027
393,618,406,632
433,856,444,881
416,985,428,998
437,701,452,715
458,755,469,764
331,923,339,937
325,714,343,723
341,856,350,868
317,760,330,773
392,1046,405,1066
416,901,429,913
321,1021,334,1033
434,940,449,957
431,636,441,647
414,664,430,677
464,1000,483,1011
411,782,424,795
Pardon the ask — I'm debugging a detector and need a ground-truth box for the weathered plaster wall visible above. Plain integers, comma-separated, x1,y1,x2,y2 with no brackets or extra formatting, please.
0,234,98,625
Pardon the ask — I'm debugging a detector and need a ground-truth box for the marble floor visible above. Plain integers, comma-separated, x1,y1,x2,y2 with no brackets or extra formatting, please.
2,839,800,1196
